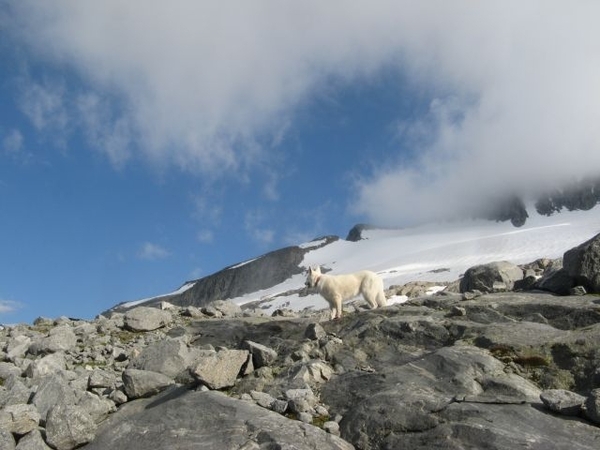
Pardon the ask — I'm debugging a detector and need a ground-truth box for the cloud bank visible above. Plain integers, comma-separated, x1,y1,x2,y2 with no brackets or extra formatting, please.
6,1,600,226
353,2,600,225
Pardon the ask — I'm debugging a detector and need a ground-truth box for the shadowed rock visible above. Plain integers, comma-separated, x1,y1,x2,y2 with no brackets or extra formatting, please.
82,388,354,450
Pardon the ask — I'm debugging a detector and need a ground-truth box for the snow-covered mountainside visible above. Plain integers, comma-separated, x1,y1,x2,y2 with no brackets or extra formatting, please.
115,207,600,315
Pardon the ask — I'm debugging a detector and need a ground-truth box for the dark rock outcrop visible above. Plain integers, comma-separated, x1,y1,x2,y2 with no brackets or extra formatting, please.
460,261,524,293
84,389,353,450
532,233,600,296
536,177,600,215
563,232,600,293
179,246,308,307
481,195,529,227
346,224,375,242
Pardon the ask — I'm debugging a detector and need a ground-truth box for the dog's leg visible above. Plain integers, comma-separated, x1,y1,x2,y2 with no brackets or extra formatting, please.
363,293,378,309
333,295,343,320
376,290,387,307
330,307,337,320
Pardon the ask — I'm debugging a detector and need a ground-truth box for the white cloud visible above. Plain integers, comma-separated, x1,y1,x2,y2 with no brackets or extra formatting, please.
6,1,409,175
351,2,600,226
0,299,22,315
17,77,70,138
138,242,170,261
196,229,214,244
245,210,275,246
2,129,24,155
6,2,600,225
76,93,133,168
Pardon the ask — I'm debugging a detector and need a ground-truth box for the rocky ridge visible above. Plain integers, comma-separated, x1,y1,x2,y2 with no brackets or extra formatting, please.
2,234,600,449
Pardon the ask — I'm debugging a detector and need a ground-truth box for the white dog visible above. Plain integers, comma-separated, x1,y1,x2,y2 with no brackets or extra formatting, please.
305,266,387,320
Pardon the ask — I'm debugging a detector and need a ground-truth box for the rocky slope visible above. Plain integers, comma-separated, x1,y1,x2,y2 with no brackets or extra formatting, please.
2,234,600,449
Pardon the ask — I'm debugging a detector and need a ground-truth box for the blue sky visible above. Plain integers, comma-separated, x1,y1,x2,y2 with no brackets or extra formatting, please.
1,2,599,324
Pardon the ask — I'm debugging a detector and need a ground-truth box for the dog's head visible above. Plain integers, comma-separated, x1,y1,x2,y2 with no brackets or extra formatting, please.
305,266,322,288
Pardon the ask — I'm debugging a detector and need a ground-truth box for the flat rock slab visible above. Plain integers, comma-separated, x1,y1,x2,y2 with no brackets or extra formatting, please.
82,387,353,450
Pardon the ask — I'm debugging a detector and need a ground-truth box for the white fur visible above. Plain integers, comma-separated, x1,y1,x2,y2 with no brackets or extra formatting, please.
305,266,387,320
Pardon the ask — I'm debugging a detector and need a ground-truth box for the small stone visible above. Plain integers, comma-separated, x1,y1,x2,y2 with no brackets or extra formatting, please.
270,399,288,414
323,421,341,436
569,285,587,296
305,323,326,340
122,369,174,399
191,349,249,390
124,307,173,332
540,389,586,416
298,412,313,423
250,390,275,409
109,389,128,406
242,340,278,369
584,388,600,424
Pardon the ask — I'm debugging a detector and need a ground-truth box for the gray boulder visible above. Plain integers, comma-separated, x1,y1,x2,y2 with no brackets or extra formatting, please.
282,360,335,386
0,377,33,408
242,340,278,368
14,429,52,450
0,404,40,436
45,403,96,450
127,338,201,382
23,353,66,378
305,323,327,340
31,375,80,422
28,327,77,355
81,388,354,450
541,389,586,416
585,388,600,425
535,267,574,295
121,369,174,400
87,369,117,390
5,335,32,362
203,299,242,317
0,362,22,380
0,430,15,450
460,261,523,293
77,392,116,424
124,307,172,332
191,349,250,389
249,390,277,409
564,232,600,293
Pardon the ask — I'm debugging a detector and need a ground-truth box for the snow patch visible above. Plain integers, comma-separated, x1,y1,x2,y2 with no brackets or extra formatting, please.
299,238,328,249
120,282,196,309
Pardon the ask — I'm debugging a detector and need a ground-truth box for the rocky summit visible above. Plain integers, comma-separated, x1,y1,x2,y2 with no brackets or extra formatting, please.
2,235,600,449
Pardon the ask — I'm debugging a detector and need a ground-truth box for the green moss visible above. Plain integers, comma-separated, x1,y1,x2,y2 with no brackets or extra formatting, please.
113,330,139,344
312,414,330,428
538,369,575,391
489,344,514,360
30,323,54,334
72,359,108,369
